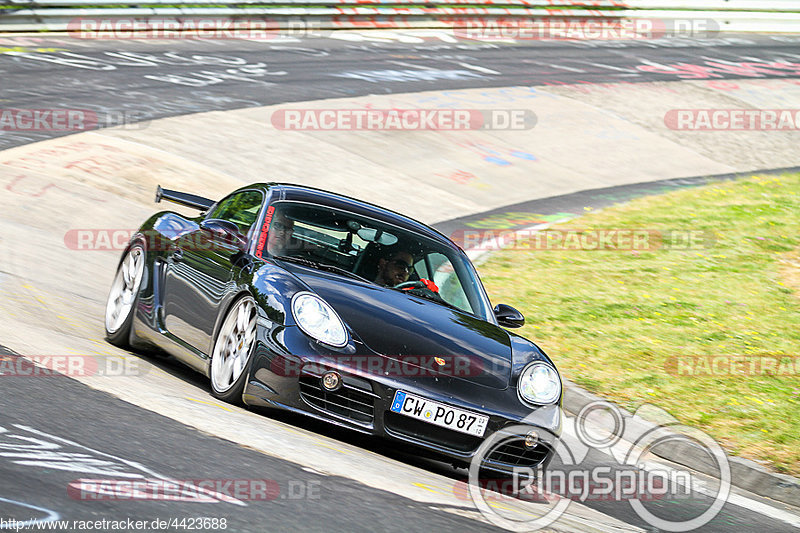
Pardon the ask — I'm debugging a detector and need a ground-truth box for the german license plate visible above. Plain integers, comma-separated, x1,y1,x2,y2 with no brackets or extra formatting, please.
390,391,489,437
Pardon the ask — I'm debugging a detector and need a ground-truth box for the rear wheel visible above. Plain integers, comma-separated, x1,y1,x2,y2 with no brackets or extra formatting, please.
210,296,258,403
105,245,145,348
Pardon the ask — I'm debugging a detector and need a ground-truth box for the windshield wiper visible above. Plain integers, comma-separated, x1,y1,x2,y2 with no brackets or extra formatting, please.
273,255,374,284
273,255,316,268
317,263,374,284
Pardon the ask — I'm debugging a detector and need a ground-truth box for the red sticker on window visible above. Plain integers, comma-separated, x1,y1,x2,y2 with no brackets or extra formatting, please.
255,205,275,259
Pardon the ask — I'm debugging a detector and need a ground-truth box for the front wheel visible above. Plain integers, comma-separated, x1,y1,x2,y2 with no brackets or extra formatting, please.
210,295,258,403
105,244,146,348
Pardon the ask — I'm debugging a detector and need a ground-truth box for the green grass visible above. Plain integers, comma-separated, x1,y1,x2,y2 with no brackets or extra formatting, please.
478,173,800,475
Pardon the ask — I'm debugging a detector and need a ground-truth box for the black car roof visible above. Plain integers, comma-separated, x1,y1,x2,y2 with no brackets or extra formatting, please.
243,182,459,249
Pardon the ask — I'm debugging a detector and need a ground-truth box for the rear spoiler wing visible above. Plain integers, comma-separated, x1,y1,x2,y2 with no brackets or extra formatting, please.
155,185,215,211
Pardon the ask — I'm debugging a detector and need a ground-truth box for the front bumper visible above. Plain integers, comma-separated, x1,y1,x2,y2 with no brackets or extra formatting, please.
243,324,561,473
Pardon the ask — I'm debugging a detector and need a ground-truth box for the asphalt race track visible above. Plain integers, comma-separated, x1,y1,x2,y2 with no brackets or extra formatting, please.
1,32,800,532
2,32,800,151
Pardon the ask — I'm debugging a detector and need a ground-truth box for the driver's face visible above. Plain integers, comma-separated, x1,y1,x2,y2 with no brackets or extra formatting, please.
267,212,293,255
382,252,413,286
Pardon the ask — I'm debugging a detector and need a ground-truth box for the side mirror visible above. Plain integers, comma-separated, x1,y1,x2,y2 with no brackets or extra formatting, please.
494,304,525,328
201,219,247,251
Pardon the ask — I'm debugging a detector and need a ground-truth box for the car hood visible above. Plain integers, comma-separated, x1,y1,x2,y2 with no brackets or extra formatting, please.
288,265,512,389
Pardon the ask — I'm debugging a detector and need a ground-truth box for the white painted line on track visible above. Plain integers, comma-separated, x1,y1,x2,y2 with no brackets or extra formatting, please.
457,62,502,75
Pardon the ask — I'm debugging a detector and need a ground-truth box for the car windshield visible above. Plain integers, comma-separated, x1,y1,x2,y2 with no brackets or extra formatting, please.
265,201,494,321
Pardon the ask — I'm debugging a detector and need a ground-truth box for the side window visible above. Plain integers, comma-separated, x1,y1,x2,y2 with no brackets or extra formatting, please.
208,191,263,234
428,252,472,313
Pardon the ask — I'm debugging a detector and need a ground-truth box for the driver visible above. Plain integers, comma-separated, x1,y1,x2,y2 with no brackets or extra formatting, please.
374,248,415,287
267,211,295,256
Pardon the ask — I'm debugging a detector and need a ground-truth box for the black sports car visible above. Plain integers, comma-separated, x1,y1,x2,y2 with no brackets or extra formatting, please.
105,183,562,473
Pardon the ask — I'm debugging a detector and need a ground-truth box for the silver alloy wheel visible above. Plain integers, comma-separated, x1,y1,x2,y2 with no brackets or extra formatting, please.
105,246,145,334
211,297,257,394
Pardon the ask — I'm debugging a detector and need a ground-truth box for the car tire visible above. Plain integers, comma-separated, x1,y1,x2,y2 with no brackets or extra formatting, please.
105,244,146,348
210,295,258,404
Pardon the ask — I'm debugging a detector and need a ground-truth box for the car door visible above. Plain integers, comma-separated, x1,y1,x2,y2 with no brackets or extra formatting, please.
163,189,264,355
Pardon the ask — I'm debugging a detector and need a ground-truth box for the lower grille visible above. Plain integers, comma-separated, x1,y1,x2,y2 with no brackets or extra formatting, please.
484,438,552,470
299,368,377,426
384,411,483,453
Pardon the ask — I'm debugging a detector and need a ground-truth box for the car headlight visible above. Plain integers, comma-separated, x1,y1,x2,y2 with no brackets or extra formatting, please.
291,292,348,347
517,362,561,405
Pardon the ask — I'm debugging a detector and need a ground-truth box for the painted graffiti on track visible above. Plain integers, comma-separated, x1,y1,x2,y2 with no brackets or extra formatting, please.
0,422,247,505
